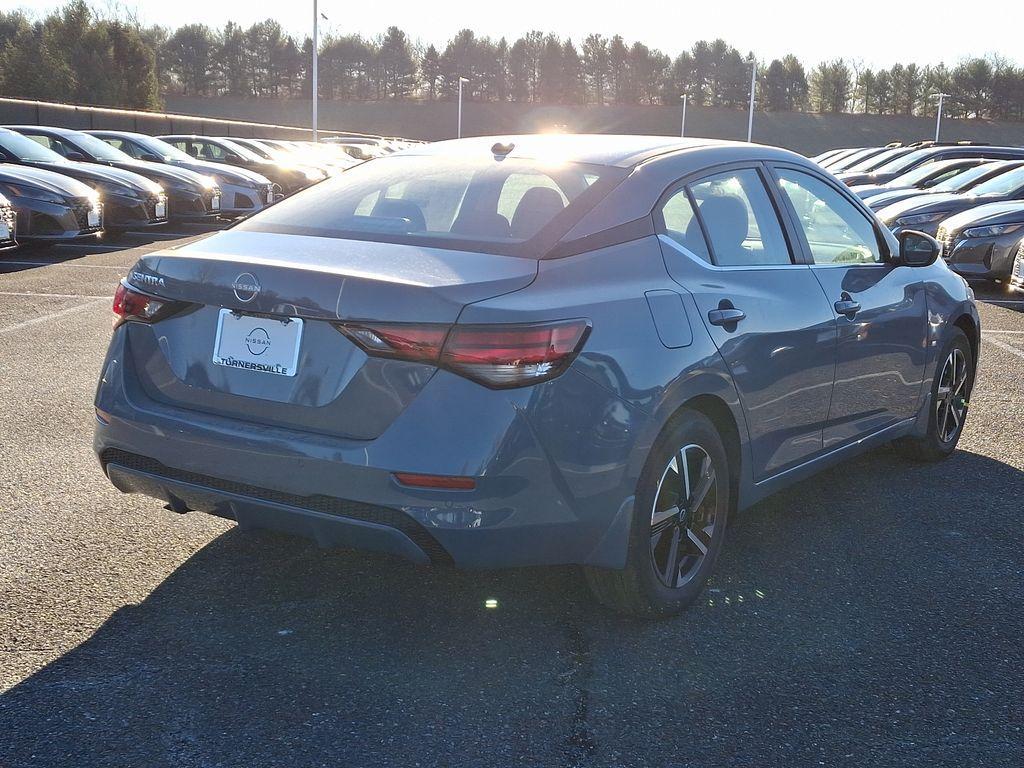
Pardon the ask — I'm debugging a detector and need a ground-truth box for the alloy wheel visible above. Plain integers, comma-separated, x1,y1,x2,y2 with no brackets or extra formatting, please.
936,347,968,443
649,444,719,589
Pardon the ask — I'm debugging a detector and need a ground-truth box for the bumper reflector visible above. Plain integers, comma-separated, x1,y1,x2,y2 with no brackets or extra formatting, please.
393,472,476,491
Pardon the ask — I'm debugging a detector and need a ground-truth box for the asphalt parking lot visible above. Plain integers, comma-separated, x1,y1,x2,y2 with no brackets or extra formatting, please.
0,228,1022,768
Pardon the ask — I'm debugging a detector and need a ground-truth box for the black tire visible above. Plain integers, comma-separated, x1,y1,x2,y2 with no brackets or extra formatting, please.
584,409,730,618
895,328,974,462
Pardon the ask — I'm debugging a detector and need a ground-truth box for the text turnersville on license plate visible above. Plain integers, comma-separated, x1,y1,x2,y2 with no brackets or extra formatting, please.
212,309,303,377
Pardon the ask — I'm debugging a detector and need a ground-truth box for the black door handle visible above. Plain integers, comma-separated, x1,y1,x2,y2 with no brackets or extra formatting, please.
707,308,746,326
834,297,861,316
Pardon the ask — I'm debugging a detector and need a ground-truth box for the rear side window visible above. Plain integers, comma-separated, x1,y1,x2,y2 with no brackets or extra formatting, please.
237,155,623,256
658,188,712,263
688,169,792,266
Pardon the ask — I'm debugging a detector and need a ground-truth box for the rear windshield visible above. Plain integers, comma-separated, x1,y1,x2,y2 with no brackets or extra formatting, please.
237,155,622,256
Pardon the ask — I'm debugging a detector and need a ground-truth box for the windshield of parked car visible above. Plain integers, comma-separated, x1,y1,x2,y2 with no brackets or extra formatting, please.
231,139,274,160
237,155,621,256
66,131,134,162
0,130,66,163
218,138,264,162
969,165,1024,196
132,135,193,162
931,162,1009,192
844,147,910,173
870,148,945,175
889,161,974,187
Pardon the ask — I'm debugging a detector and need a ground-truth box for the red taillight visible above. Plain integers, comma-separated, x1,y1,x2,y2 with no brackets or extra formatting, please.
339,318,590,389
340,323,448,364
442,321,590,387
112,282,172,327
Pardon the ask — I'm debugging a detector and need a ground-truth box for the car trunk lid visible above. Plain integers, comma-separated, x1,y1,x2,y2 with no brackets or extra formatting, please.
123,230,537,439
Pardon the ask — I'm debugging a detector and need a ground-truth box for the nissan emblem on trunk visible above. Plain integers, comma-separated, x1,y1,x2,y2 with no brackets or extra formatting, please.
232,272,260,302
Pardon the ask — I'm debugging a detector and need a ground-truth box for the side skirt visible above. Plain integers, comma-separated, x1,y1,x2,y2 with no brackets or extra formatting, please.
740,416,918,510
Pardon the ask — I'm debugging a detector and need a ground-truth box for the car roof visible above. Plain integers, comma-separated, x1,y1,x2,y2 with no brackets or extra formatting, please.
5,125,80,137
401,134,742,169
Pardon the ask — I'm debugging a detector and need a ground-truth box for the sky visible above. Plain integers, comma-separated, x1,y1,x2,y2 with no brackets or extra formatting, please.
4,0,1016,70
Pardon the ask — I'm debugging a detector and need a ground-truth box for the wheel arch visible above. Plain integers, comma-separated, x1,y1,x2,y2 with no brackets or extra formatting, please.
678,393,742,512
953,312,979,368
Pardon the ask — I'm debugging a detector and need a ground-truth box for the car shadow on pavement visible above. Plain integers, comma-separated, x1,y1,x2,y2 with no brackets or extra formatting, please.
1,447,1022,767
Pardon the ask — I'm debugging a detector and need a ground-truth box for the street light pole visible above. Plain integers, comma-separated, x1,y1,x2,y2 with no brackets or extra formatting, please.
747,58,757,143
311,0,319,143
933,92,951,142
680,93,688,137
457,77,469,138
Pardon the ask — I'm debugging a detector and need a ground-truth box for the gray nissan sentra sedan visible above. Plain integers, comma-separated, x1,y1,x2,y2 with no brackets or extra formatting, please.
94,135,980,616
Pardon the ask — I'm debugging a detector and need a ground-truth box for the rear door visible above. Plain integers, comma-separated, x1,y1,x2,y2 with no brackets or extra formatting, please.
769,164,928,447
656,164,838,480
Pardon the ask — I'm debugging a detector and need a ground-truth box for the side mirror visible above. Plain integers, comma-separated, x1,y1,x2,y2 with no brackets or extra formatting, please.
65,151,86,162
140,153,162,163
898,230,940,267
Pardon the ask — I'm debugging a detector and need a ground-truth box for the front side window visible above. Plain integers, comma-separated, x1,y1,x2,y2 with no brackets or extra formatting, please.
687,169,791,266
237,155,622,256
776,169,881,265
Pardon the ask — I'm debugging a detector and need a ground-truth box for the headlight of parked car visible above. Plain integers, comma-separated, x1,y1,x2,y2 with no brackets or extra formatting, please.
1,182,66,205
963,223,1024,238
895,212,946,227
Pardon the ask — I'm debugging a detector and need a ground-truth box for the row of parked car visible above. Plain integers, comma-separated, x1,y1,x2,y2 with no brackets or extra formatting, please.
0,127,416,252
814,140,1024,290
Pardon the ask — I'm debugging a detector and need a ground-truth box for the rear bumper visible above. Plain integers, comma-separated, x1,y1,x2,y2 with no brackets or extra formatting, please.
93,328,646,569
103,453,439,565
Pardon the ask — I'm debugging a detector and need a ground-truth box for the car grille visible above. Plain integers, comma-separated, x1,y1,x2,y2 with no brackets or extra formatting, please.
100,448,453,565
70,197,101,232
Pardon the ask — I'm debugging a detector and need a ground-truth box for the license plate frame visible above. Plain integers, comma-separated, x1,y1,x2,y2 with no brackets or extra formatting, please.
212,309,303,378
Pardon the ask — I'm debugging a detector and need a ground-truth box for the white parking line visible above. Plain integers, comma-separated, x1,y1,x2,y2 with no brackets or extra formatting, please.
984,336,1024,360
981,299,1024,305
41,244,129,252
0,291,111,299
1,260,125,268
983,329,1024,335
0,297,107,335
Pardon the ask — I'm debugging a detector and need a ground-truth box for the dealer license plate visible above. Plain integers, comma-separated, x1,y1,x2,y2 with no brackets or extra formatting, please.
212,309,303,377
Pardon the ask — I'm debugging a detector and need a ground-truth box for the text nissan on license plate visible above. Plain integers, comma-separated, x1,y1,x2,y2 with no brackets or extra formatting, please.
212,309,303,377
